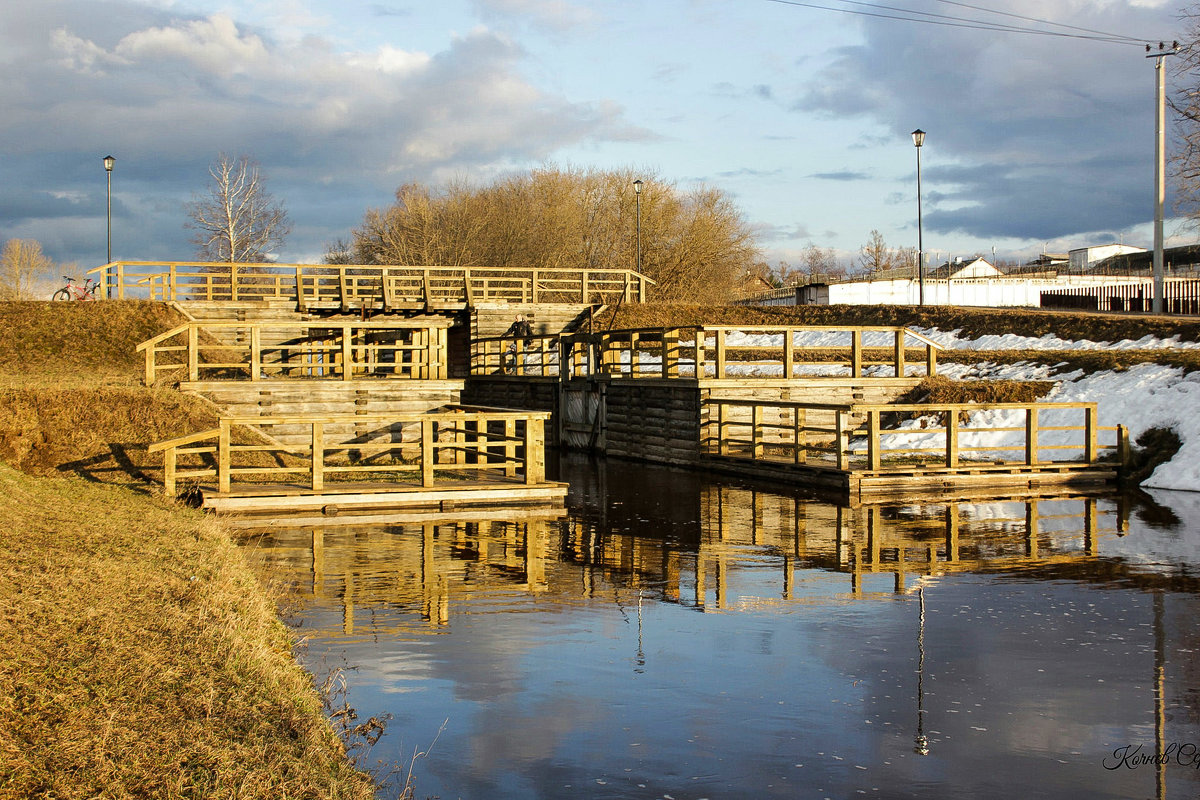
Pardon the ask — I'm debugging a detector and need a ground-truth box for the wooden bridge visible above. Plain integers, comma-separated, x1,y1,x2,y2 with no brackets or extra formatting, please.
90,261,654,310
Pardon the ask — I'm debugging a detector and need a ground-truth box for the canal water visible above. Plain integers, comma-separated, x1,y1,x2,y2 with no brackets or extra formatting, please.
239,455,1200,800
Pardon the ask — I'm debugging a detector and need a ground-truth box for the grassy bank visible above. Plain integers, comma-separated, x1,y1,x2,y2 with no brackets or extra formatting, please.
0,301,376,798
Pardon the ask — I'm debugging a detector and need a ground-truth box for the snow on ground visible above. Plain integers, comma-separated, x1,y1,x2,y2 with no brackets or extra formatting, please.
909,326,1200,351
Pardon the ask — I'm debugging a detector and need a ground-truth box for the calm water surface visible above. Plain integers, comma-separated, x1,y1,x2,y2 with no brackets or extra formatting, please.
240,456,1200,800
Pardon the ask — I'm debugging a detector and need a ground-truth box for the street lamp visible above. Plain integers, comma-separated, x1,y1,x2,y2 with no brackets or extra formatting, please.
103,155,115,265
911,130,925,306
633,179,644,274
1148,43,1177,314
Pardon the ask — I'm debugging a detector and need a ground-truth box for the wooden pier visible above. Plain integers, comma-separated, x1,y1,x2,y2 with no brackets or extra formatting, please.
149,406,564,514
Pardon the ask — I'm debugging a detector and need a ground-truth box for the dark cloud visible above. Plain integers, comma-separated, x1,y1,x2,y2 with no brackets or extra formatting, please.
808,170,870,181
0,1,637,264
789,0,1175,242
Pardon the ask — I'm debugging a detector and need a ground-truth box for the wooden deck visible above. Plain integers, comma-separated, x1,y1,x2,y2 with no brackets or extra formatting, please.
199,478,567,514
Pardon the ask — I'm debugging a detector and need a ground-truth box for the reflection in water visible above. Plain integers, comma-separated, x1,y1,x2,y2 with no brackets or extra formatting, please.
241,457,1200,800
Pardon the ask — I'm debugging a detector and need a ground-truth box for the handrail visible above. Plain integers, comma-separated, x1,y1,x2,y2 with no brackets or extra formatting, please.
554,325,940,381
151,407,552,496
136,319,450,385
88,261,655,306
702,397,1127,475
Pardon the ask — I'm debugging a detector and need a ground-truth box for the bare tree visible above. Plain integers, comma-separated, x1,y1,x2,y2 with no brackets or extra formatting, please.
185,154,291,262
800,244,843,280
0,239,53,299
856,229,908,275
347,167,760,303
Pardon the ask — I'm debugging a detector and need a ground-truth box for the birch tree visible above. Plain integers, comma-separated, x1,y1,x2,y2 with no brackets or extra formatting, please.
185,154,291,262
0,239,53,299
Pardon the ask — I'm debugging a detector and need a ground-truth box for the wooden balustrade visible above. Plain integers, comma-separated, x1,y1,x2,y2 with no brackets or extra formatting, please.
135,319,449,385
555,325,941,381
703,397,1127,475
89,261,654,306
149,407,550,496
471,333,562,377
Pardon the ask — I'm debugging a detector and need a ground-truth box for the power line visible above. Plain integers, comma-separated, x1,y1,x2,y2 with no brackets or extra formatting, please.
764,0,1153,47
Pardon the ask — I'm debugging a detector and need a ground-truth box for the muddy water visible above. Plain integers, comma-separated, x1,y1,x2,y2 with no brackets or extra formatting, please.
240,455,1200,800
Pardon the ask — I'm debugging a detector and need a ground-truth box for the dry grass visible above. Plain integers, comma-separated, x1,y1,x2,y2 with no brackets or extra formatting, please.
0,300,377,798
0,465,375,799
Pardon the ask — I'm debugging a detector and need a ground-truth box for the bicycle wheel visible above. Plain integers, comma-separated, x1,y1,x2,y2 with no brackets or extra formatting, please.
51,288,72,301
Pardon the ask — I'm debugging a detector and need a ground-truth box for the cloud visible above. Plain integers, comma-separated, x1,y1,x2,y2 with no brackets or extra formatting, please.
469,0,598,32
788,0,1176,241
808,170,870,182
0,1,637,263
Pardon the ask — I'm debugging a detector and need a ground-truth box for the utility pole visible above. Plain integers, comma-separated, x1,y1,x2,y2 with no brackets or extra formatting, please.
1148,42,1177,314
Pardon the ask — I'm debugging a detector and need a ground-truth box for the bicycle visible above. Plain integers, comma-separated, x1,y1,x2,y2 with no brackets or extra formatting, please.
52,276,100,301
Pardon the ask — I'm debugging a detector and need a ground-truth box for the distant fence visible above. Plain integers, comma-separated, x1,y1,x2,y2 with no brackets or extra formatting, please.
1040,278,1200,315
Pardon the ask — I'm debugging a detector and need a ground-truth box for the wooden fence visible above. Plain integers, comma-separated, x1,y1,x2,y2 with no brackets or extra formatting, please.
136,319,449,384
530,325,941,381
88,261,654,307
148,407,550,496
703,398,1127,475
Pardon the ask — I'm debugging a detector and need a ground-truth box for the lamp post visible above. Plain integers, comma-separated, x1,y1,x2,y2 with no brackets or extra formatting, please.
633,179,644,274
1148,43,1177,314
103,155,115,265
911,130,925,306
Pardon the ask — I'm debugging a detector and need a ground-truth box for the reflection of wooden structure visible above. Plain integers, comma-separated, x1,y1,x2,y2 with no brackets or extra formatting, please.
703,398,1126,500
91,261,654,309
149,406,562,514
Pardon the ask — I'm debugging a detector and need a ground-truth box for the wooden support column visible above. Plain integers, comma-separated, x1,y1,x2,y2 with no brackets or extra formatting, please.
835,410,848,471
794,408,807,464
1084,405,1098,463
751,404,763,459
867,409,881,471
784,330,795,380
188,326,199,381
524,418,546,485
715,329,727,379
421,418,435,487
311,421,324,491
663,329,680,378
341,325,353,382
926,344,938,376
946,409,960,468
505,419,517,478
894,330,907,378
218,419,231,494
694,331,707,379
851,330,862,378
163,446,177,497
250,325,262,381
1025,408,1039,466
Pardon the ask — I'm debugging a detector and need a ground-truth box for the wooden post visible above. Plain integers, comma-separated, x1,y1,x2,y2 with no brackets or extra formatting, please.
784,330,795,380
694,330,707,379
311,421,324,491
169,263,177,301
663,329,680,378
946,409,959,468
894,329,907,378
295,266,306,312
851,330,862,378
582,270,590,302
751,404,763,459
163,445,177,497
1084,405,1098,463
188,326,199,381
218,419,231,493
1025,407,1039,466
1117,424,1131,475
629,332,639,377
835,410,848,471
794,407,807,464
524,417,545,485
341,325,353,382
867,409,881,471
421,417,435,487
231,264,239,302
505,419,517,477
250,324,262,381
718,401,729,455
144,344,156,386
532,269,540,303
925,343,938,376
715,329,727,379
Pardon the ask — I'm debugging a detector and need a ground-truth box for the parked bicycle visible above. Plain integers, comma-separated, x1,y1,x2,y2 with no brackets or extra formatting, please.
52,276,100,301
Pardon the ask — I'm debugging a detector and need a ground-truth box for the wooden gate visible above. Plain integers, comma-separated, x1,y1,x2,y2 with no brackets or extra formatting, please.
559,380,605,451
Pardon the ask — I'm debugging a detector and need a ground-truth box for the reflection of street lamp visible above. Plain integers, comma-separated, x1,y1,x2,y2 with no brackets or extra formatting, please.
633,179,644,274
911,130,925,306
914,585,930,755
103,155,115,265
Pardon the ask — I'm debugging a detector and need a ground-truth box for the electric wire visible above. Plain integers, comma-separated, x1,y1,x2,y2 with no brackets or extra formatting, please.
764,0,1155,47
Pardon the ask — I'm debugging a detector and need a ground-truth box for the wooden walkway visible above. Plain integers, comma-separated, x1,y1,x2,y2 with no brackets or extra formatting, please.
90,261,654,310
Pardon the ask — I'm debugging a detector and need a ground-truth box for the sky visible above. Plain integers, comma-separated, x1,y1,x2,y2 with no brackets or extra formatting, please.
0,0,1191,273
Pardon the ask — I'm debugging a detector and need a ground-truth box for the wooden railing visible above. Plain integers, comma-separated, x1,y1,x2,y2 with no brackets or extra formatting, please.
550,325,941,381
148,407,550,496
135,320,449,385
88,261,655,306
471,333,562,377
703,398,1128,474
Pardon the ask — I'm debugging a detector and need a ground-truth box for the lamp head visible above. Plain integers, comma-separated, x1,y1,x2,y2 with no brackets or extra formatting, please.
633,179,643,195
103,155,115,172
911,130,925,148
